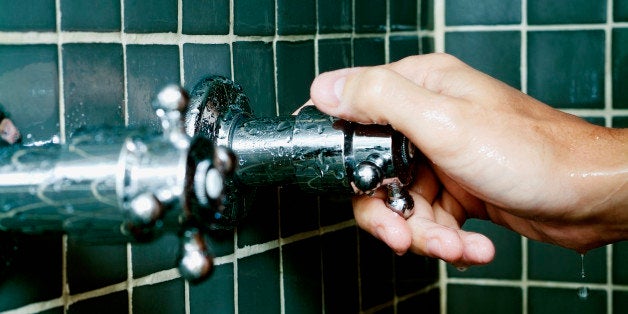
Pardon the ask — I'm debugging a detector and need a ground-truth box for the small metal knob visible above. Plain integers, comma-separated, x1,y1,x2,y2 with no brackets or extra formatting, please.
178,228,214,283
128,192,164,226
386,182,414,219
353,161,383,194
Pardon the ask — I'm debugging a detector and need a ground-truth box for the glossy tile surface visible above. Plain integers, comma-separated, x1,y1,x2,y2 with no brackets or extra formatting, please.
445,0,521,25
355,0,387,33
528,0,606,24
0,0,55,31
124,0,177,33
234,0,275,36
528,288,606,314
182,0,229,34
318,0,352,33
277,0,316,35
448,285,522,314
613,28,628,109
61,0,120,31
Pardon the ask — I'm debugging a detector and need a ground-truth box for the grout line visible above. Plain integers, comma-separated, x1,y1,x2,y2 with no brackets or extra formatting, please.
521,6,529,314
121,0,129,127
385,0,391,64
605,0,614,127
61,235,69,313
126,243,134,314
177,0,184,86
55,0,66,145
233,229,239,314
433,0,445,53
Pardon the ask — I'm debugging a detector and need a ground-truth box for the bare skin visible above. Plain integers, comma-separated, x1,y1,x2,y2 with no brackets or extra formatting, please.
0,118,20,145
308,53,628,267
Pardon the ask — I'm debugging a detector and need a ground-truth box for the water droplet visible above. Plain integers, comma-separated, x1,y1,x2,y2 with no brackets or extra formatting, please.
275,121,291,132
456,266,468,272
317,125,324,134
238,158,245,166
580,253,586,279
577,286,589,300
248,128,259,135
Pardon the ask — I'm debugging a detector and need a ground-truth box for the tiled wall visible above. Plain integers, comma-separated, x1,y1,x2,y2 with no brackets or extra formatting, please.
0,0,438,313
438,0,628,313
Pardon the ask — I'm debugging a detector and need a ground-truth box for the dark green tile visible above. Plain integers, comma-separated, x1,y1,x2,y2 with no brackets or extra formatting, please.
189,263,234,314
124,0,177,33
354,38,385,66
237,186,279,247
421,0,435,30
528,0,606,25
0,0,55,31
233,41,276,118
448,284,522,314
395,254,438,295
322,228,359,313
0,45,59,144
398,288,439,314
613,28,628,109
421,36,435,54
68,291,127,314
62,44,124,136
318,38,352,74
234,0,275,36
318,194,353,226
182,0,229,35
279,186,318,237
67,242,127,293
614,291,628,314
359,230,394,310
276,40,315,115
616,0,628,21
528,241,606,283
126,45,180,132
182,44,231,91
277,0,316,35
283,237,323,314
318,0,352,34
38,308,64,314
447,219,522,279
355,0,387,33
613,241,628,283
528,30,605,109
445,0,521,26
0,234,62,311
582,116,606,126
133,279,185,314
528,287,606,314
390,36,419,63
613,116,628,128
131,234,179,278
238,249,281,313
390,0,417,31
61,0,120,31
446,31,521,89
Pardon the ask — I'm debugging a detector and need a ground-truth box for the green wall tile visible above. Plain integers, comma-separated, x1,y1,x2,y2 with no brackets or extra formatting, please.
276,40,315,115
66,242,127,294
528,0,606,24
359,230,394,310
528,287,606,314
182,44,231,91
614,0,628,21
395,254,438,295
189,263,235,314
448,220,522,279
283,237,323,314
322,228,359,313
354,38,385,66
238,249,281,313
234,0,275,36
390,0,417,31
421,0,435,30
390,36,420,63
61,0,120,31
318,38,352,73
446,0,521,26
614,291,628,314
528,30,605,109
613,28,628,109
613,116,628,128
319,194,353,226
0,45,59,144
529,241,606,283
279,185,318,237
448,284,522,314
131,234,179,278
613,241,628,283
237,186,279,247
182,0,229,35
446,31,521,89
355,0,387,33
421,37,435,54
277,0,316,35
318,0,352,34
62,44,125,135
0,0,55,31
68,291,127,314
233,41,276,118
133,279,185,314
124,0,177,33
397,288,439,314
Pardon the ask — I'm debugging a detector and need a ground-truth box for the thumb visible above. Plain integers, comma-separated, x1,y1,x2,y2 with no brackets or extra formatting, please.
310,67,467,153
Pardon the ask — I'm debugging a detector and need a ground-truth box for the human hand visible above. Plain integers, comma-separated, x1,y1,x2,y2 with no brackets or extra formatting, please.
308,53,628,266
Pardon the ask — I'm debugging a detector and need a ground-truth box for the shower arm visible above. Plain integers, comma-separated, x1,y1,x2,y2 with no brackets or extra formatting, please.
0,76,416,283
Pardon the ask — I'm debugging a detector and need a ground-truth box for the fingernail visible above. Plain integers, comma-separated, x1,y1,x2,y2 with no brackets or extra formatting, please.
333,77,346,102
427,238,441,257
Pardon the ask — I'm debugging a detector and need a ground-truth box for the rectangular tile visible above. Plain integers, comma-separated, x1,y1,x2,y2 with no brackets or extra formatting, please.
62,44,125,136
614,291,628,314
124,0,177,33
395,254,438,296
445,31,521,89
354,38,385,66
390,0,417,31
397,288,439,314
238,249,281,313
527,30,605,109
0,45,59,144
421,0,435,30
613,28,628,109
318,0,352,34
318,38,352,73
528,0,606,24
279,185,318,238
612,241,628,284
276,40,315,115
528,241,606,283
445,0,521,25
283,237,323,314
233,41,276,117
355,0,387,33
389,36,419,63
0,0,55,31
182,44,231,91
359,229,394,310
448,284,522,314
234,0,275,36
182,0,229,35
322,228,359,313
131,233,179,278
237,186,279,247
318,194,353,227
68,291,128,313
189,263,235,314
616,0,628,21
133,279,186,314
126,44,180,132
61,0,121,31
613,116,628,128
277,0,316,35
528,287,606,314
66,242,127,294
447,219,521,280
